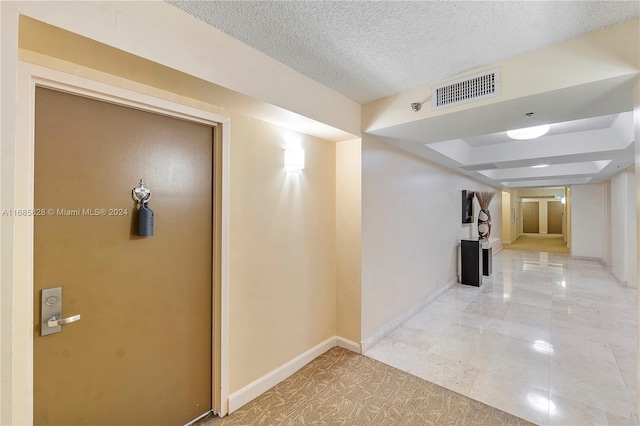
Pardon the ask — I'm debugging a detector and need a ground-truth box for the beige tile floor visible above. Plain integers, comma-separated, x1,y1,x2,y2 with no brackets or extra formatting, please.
364,250,637,425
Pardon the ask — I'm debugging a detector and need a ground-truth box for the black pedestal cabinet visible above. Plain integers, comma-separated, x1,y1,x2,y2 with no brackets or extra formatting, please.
461,239,483,286
483,247,492,276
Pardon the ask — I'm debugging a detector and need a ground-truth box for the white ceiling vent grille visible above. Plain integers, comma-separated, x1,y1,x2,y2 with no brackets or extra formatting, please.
432,68,500,110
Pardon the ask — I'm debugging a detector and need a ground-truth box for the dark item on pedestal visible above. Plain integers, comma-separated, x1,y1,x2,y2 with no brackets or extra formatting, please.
461,190,474,224
461,239,482,286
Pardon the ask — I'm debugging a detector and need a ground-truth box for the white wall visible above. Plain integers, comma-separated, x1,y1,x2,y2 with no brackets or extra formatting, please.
611,168,637,287
627,173,637,288
604,181,612,267
634,80,640,421
361,135,501,340
571,184,606,260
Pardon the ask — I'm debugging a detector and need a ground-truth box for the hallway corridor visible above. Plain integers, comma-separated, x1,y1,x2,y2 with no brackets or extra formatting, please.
365,250,637,425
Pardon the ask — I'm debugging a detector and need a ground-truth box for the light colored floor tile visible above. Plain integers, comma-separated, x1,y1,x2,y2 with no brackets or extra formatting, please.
364,338,424,372
478,357,550,393
498,319,551,342
403,310,455,332
469,379,550,425
548,392,633,426
427,297,471,312
440,286,480,302
550,350,626,391
607,331,637,352
463,301,510,320
549,370,634,417
554,331,617,357
386,325,442,351
364,250,637,426
407,351,481,395
426,328,493,369
452,310,503,333
483,332,553,366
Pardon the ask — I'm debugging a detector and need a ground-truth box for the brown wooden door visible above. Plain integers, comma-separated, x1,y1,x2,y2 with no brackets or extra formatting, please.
547,201,563,234
523,201,539,233
34,88,213,425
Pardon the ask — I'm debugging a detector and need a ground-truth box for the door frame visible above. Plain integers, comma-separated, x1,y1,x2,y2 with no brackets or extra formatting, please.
12,61,230,422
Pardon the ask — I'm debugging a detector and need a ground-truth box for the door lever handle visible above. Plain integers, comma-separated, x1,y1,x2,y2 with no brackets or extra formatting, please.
47,314,81,328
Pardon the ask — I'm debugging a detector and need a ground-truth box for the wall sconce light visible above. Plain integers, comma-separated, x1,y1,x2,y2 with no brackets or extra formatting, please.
284,146,305,172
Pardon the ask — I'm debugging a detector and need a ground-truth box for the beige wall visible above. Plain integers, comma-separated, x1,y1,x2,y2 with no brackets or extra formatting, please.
336,139,362,343
540,201,549,234
9,11,346,412
227,114,337,392
501,191,511,243
361,135,501,339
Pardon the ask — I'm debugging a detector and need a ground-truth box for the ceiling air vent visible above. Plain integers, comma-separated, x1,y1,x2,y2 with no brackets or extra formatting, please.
432,68,500,110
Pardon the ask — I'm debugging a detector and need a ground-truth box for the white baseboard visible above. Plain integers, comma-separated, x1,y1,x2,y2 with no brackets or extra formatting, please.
227,336,360,413
336,336,361,353
492,242,503,255
570,255,604,264
610,268,629,287
361,277,457,354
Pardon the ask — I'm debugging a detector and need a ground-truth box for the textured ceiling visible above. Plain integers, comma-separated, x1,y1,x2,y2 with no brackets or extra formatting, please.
166,0,639,189
167,0,640,104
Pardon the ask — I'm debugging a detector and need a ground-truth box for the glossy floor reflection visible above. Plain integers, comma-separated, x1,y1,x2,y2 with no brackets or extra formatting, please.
364,250,637,425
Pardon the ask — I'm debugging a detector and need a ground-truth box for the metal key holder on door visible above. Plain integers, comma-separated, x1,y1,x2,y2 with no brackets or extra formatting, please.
132,179,154,236
41,287,81,336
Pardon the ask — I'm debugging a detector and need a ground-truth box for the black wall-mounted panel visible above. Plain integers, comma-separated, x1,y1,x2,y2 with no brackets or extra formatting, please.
462,190,474,223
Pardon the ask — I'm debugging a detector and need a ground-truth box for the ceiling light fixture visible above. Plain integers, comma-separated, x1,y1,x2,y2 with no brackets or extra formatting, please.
507,124,550,140
531,164,549,168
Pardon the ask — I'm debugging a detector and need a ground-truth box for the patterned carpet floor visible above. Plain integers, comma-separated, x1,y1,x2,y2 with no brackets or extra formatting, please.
196,347,531,425
503,234,569,254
